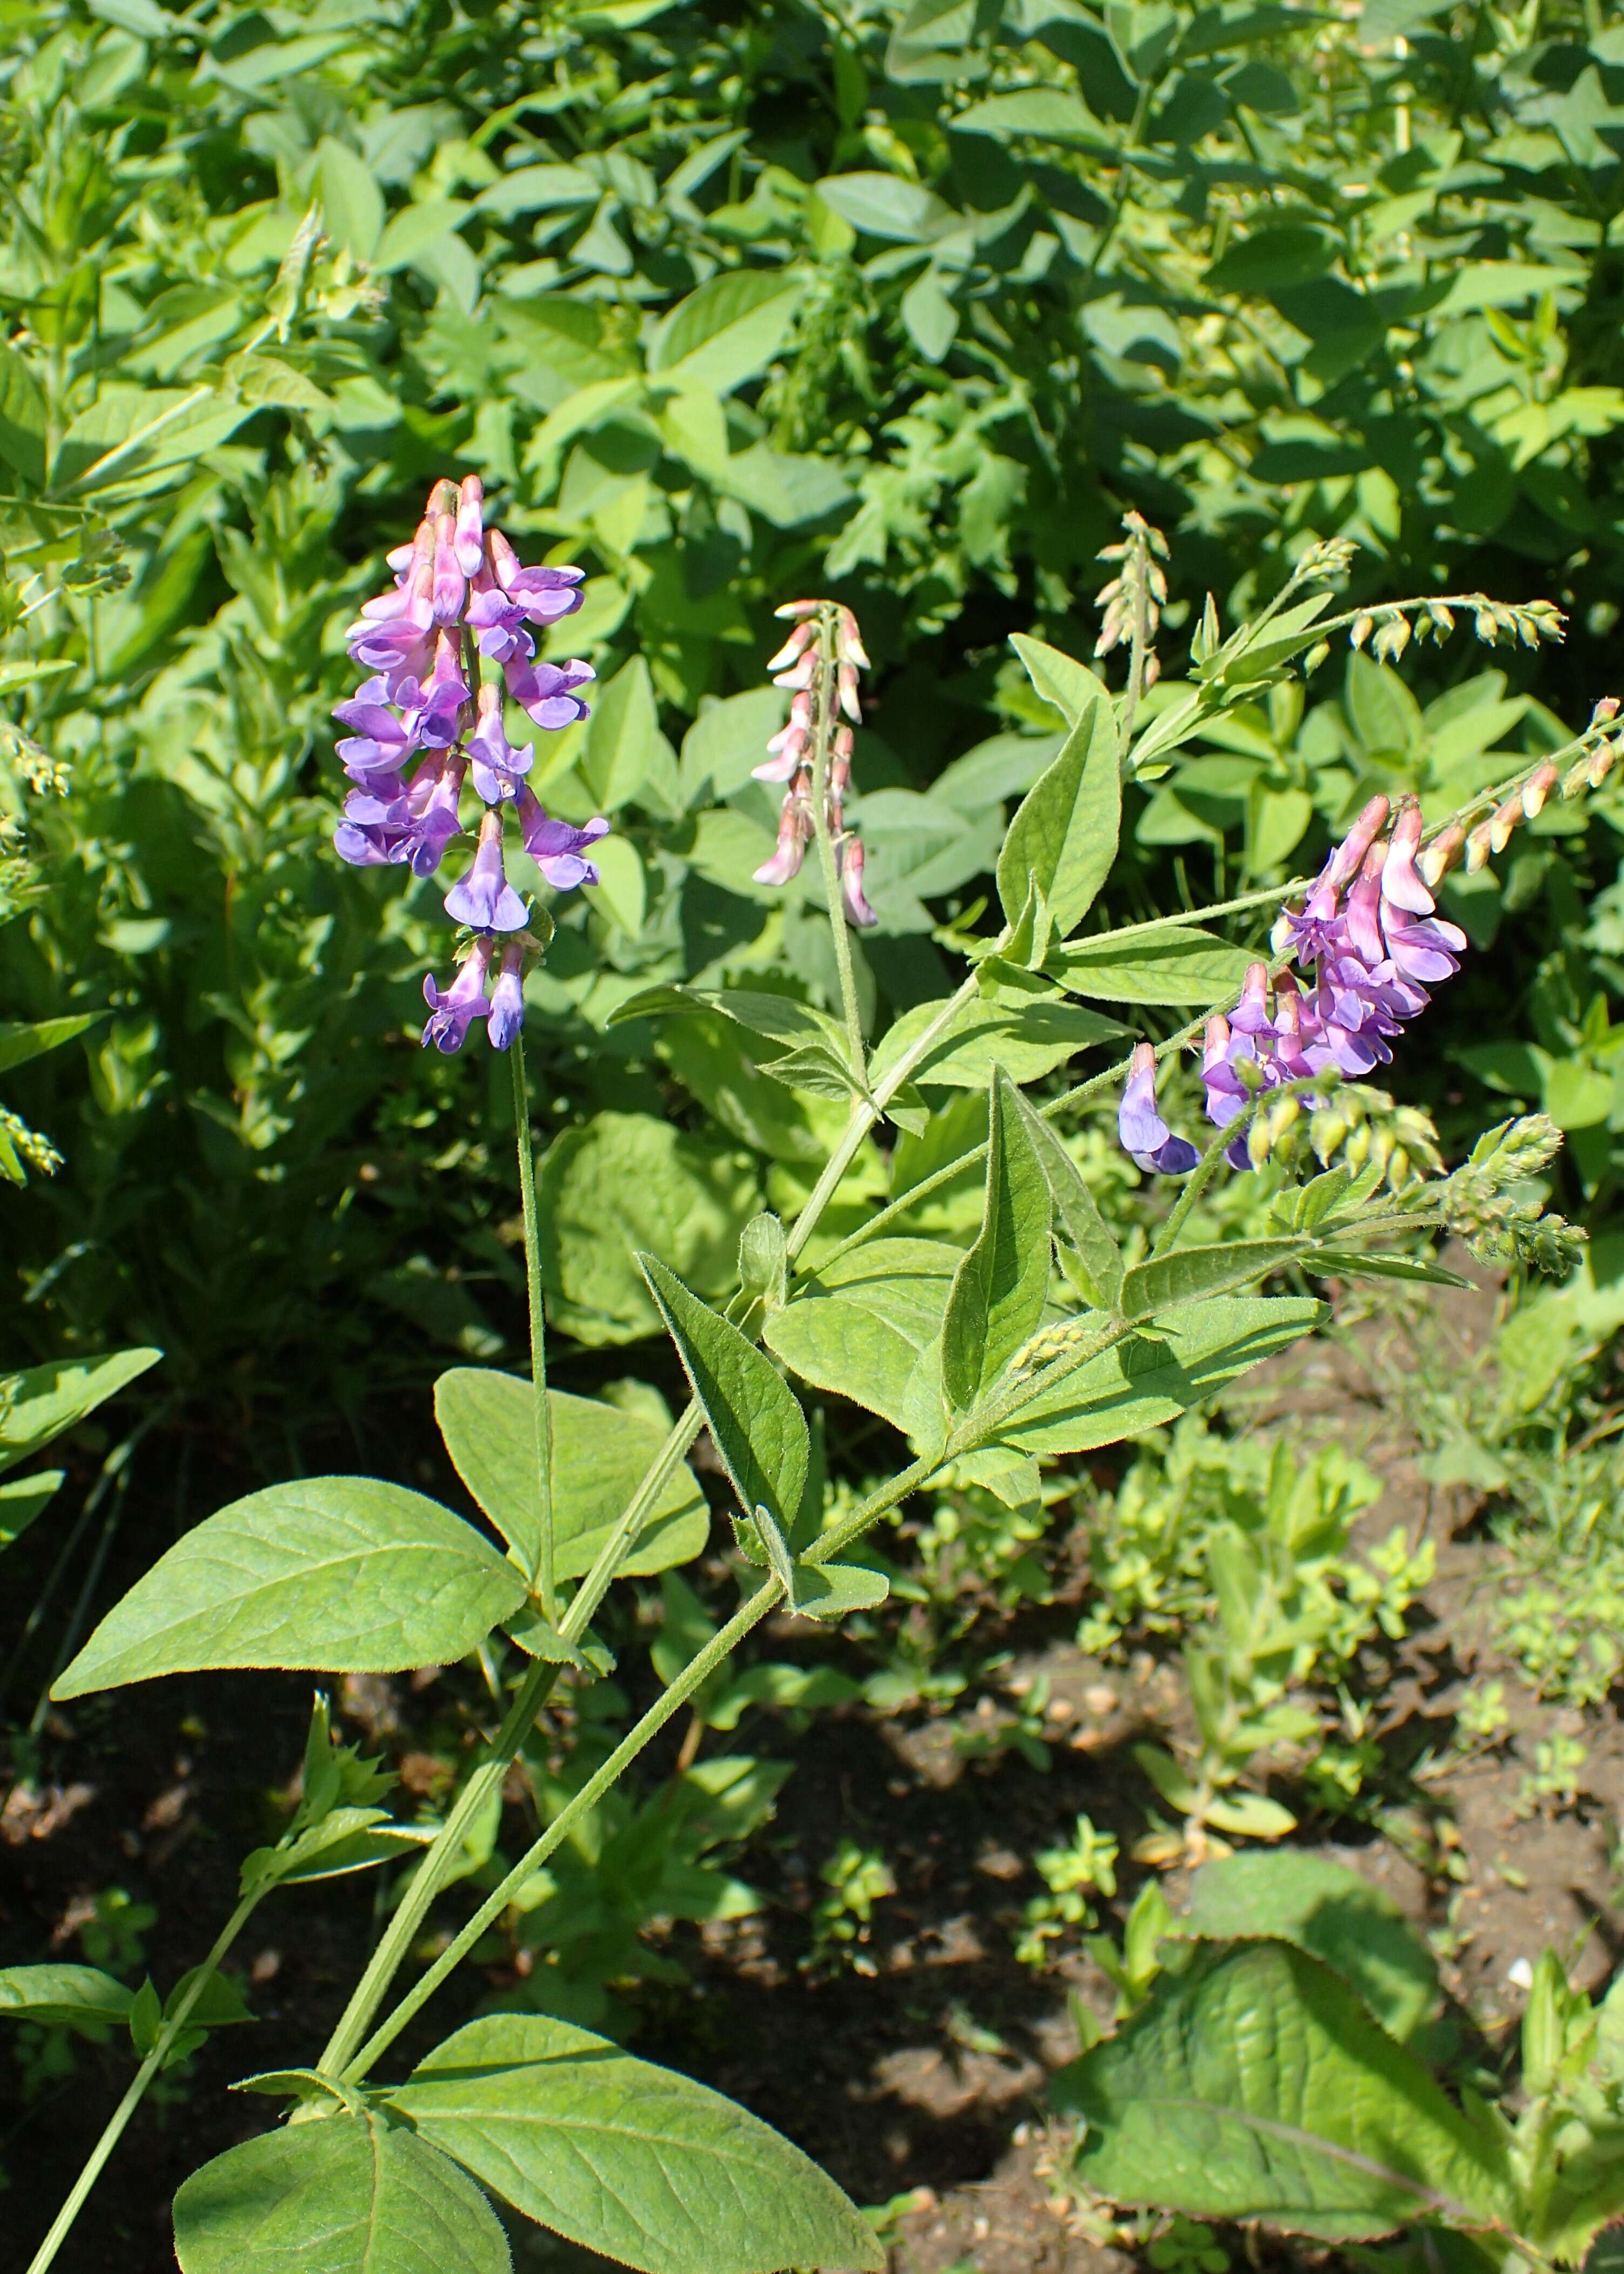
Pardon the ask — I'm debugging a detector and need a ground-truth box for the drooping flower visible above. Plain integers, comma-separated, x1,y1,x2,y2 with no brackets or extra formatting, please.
1119,1043,1200,1175
444,806,530,932
840,833,877,928
506,655,596,731
422,934,494,1053
516,786,609,889
467,681,533,805
754,786,813,887
487,939,527,1051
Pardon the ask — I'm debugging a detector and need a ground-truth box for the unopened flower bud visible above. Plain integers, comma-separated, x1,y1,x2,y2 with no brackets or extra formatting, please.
840,834,877,928
1419,824,1465,888
1589,741,1619,788
1521,762,1559,819
1465,821,1494,872
1488,797,1520,855
1593,697,1620,725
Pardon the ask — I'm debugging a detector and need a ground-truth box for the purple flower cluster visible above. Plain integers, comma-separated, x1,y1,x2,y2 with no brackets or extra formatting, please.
1120,794,1468,1175
750,601,877,929
334,476,609,1053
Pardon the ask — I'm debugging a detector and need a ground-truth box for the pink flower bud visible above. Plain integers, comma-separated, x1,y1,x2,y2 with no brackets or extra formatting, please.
840,834,877,927
837,661,861,721
754,798,810,887
454,476,485,578
1380,798,1434,917
1325,794,1391,894
765,620,817,673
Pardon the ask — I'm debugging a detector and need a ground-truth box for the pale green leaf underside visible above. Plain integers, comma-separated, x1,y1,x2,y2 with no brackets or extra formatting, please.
0,1963,134,2029
172,2108,512,2274
868,991,1127,1092
434,1369,707,1580
53,1477,526,1697
1055,1941,1515,2239
388,2012,883,2274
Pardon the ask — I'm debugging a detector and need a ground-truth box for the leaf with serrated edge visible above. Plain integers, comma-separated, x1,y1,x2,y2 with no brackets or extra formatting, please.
52,1478,526,1697
942,1072,1051,1410
640,1258,808,1535
387,2012,882,2274
1052,1941,1515,2239
996,694,1120,938
999,1297,1322,1455
1006,1087,1123,1308
172,2107,512,2274
1121,1238,1305,1319
434,1370,707,1581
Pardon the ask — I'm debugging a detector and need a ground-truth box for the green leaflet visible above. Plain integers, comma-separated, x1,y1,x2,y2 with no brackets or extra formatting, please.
867,991,1126,1091
386,2012,883,2274
1120,1238,1306,1319
998,1296,1322,1455
433,1369,707,1581
539,1113,761,1347
0,1347,162,1476
649,270,803,393
0,1963,134,2031
996,693,1122,939
942,1072,1052,1412
764,1238,958,1439
1048,926,1257,1006
1181,1852,1440,2044
172,2109,512,2274
1006,1086,1124,1308
581,653,659,812
1009,633,1112,727
1053,1941,1516,2239
0,1013,101,1076
0,1467,62,1553
52,1478,527,1697
641,1257,809,1539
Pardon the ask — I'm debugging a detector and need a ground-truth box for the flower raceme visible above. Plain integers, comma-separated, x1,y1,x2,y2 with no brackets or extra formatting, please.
1119,794,1472,1176
333,476,609,1053
750,600,878,929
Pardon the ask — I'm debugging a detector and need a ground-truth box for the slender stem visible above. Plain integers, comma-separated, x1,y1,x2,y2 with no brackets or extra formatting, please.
786,970,983,1269
809,607,867,1075
1078,879,1306,947
314,1657,557,2079
816,1009,1212,1277
26,1893,261,2274
1118,523,1153,752
509,1034,555,1614
341,1579,784,2083
559,1400,704,1642
1151,1071,1330,1256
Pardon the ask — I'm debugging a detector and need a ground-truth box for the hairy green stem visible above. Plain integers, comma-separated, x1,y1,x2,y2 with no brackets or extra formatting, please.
25,1892,263,2274
314,1656,559,2079
509,1034,555,1614
340,1579,784,2082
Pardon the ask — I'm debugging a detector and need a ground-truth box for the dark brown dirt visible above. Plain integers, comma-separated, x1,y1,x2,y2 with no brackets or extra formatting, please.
3,1268,1619,2274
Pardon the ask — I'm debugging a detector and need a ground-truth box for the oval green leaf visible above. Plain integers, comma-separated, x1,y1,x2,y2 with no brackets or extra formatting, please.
173,2109,511,2274
387,2011,883,2274
53,1479,526,1697
0,1963,134,2030
434,1369,708,1581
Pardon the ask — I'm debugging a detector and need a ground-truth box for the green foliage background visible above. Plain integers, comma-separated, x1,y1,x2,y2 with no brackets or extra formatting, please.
5,0,1624,1443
